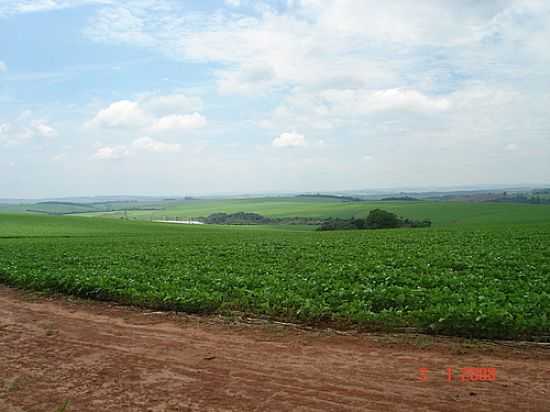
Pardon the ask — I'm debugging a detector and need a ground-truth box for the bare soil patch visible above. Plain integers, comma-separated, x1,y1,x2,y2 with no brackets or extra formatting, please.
0,285,548,411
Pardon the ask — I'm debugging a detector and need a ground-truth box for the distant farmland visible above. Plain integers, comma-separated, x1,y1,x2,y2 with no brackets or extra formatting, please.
6,196,550,227
1,200,165,215
77,197,550,227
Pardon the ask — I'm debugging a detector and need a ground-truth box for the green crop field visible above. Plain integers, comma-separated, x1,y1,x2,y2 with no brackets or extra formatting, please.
0,200,166,215
79,197,550,227
1,205,550,340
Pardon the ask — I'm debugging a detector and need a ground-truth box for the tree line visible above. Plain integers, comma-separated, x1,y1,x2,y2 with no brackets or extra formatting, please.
199,209,431,231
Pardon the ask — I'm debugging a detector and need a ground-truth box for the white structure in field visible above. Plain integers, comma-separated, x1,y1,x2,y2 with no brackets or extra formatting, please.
153,217,204,225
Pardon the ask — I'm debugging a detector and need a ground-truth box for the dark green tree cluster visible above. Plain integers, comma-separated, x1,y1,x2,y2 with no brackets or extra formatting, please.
318,209,431,231
199,209,431,231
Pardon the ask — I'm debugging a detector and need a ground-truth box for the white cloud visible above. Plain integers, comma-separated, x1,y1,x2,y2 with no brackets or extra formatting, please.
93,137,182,160
87,100,150,129
93,145,130,160
368,89,451,113
31,121,57,138
83,2,398,95
0,0,111,16
15,0,69,13
83,4,157,48
4,1,550,194
86,94,206,164
224,0,241,7
151,113,206,132
81,0,550,99
87,94,206,133
272,131,306,148
0,61,7,72
140,93,202,115
0,116,57,145
0,123,11,145
132,137,181,153
266,87,451,135
294,0,505,46
216,65,277,96
320,88,451,114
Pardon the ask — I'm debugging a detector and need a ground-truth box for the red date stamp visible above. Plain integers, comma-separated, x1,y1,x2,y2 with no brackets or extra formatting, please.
418,367,497,382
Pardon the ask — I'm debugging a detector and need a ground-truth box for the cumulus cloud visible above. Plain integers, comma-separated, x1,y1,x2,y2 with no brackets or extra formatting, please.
132,136,181,153
83,1,398,95
87,100,150,129
272,132,306,148
93,145,130,160
294,0,504,46
81,0,550,98
0,115,57,146
266,87,451,135
93,136,182,159
151,113,207,133
320,88,451,114
216,65,277,96
31,120,57,138
87,93,206,163
87,94,206,134
4,1,550,191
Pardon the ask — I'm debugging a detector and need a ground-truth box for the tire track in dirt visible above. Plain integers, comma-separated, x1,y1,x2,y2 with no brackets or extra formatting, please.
1,286,549,412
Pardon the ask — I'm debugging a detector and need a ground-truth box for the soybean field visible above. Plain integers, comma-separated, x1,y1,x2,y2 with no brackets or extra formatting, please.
1,208,549,340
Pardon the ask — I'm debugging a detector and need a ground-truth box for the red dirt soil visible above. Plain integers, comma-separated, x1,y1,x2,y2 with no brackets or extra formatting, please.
0,285,549,412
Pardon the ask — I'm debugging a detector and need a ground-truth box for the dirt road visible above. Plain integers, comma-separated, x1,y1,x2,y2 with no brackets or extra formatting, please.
0,286,549,412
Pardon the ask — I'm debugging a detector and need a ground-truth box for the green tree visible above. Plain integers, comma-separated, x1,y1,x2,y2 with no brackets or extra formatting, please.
365,209,401,229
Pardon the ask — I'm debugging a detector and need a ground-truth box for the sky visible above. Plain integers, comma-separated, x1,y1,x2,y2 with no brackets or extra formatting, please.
1,0,549,198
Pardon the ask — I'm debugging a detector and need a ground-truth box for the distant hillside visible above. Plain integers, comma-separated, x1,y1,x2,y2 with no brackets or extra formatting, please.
295,194,363,202
27,202,100,215
25,201,163,215
380,196,420,201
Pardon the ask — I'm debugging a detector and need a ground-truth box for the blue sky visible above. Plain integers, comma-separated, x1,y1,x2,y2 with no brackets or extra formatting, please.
1,0,549,197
